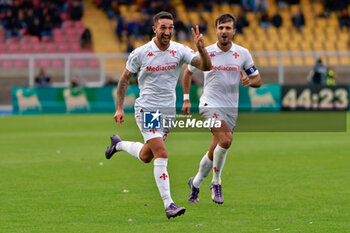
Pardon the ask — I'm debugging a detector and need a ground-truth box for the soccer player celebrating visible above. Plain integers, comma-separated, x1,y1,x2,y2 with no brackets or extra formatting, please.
105,11,211,218
182,14,262,204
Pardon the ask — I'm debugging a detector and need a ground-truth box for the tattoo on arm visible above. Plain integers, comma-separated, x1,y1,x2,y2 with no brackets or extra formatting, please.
116,71,132,109
190,56,201,68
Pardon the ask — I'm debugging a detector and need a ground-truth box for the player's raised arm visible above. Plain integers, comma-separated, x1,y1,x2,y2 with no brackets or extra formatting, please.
240,70,262,88
181,68,193,115
190,25,211,71
114,69,133,126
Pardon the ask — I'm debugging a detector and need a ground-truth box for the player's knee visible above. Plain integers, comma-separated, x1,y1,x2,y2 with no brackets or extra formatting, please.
142,157,153,163
219,134,232,149
154,147,167,159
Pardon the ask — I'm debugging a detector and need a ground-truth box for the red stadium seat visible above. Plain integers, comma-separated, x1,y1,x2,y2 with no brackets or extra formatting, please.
19,43,31,53
53,28,64,37
32,44,43,53
44,43,57,53
88,58,99,68
14,60,28,69
54,34,65,43
35,59,50,68
1,60,13,69
75,59,87,68
7,44,19,54
70,43,82,53
57,43,69,53
29,36,40,44
52,59,63,68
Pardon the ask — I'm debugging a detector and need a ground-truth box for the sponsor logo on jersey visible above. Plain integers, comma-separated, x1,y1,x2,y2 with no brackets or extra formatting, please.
145,62,178,72
211,64,240,71
209,53,216,57
170,50,176,56
147,52,155,57
233,52,240,59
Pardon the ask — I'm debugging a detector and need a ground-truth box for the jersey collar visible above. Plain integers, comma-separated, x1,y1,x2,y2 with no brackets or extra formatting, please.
151,37,174,52
214,42,235,53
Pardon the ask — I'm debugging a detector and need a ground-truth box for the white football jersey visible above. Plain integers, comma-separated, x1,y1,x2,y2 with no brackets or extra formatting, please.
126,38,196,111
188,42,259,108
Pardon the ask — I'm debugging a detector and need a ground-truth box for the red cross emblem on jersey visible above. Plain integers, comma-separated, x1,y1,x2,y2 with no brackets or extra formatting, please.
147,52,154,57
233,52,239,59
209,53,215,57
160,173,168,180
213,113,219,118
170,50,176,56
163,131,169,141
149,129,158,134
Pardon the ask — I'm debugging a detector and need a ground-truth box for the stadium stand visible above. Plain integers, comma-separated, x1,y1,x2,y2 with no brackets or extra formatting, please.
0,0,96,70
95,0,349,68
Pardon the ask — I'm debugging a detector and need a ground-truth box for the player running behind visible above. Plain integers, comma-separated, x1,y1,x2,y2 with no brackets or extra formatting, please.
105,11,211,218
182,14,262,204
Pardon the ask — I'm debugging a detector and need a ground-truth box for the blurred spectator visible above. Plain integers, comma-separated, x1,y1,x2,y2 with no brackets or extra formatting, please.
106,0,120,19
0,1,12,13
324,0,347,11
40,15,53,39
51,10,62,28
307,58,328,85
35,68,51,87
272,10,283,28
80,28,92,49
255,0,268,12
338,9,350,30
70,0,83,21
10,0,21,18
291,8,305,32
6,16,22,40
202,0,214,12
174,17,189,41
276,0,287,10
126,35,135,53
183,0,198,11
70,79,81,87
242,0,255,12
236,10,249,34
27,17,41,37
198,15,208,35
259,10,271,29
115,16,128,41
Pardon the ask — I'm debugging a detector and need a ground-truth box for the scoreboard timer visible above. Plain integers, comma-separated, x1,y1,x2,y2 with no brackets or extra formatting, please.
282,86,349,111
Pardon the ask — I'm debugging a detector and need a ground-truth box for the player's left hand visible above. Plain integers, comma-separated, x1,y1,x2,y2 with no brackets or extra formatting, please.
182,100,191,115
192,25,205,51
240,70,251,87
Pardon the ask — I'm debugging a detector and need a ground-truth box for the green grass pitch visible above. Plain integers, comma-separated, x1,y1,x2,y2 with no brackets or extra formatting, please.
1,113,349,232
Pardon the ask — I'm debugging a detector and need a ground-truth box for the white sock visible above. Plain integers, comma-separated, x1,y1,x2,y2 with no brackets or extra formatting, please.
193,152,213,188
154,158,173,208
116,141,143,161
211,145,228,185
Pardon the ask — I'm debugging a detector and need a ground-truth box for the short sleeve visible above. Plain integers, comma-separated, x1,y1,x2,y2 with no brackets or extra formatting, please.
180,45,197,65
126,49,141,73
187,51,200,73
243,50,259,77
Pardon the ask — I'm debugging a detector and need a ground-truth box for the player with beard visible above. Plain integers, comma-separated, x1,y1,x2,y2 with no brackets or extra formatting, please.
182,14,262,204
105,11,211,218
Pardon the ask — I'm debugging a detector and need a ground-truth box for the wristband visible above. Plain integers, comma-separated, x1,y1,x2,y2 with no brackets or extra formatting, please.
183,94,190,101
